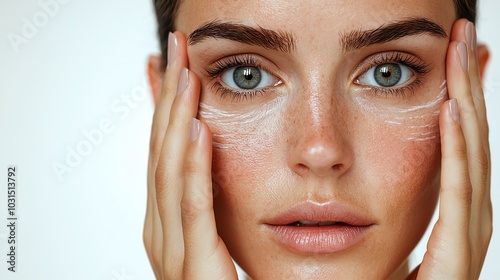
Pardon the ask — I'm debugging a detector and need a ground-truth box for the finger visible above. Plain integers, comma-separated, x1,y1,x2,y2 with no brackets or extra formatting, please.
464,21,492,215
146,31,189,279
182,120,216,275
143,189,163,279
451,20,489,142
452,20,492,275
448,23,491,241
437,98,471,268
150,31,189,168
446,40,488,203
449,20,489,179
156,68,201,278
182,121,237,279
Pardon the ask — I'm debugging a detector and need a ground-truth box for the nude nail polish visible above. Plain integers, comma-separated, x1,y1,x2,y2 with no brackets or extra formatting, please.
457,42,469,72
190,118,201,141
449,99,460,123
177,68,189,96
465,21,476,51
167,32,178,66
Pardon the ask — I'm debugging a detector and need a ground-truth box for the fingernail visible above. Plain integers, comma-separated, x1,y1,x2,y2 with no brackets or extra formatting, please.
167,32,178,67
457,42,469,72
190,118,201,141
449,98,460,123
465,21,476,51
177,68,189,96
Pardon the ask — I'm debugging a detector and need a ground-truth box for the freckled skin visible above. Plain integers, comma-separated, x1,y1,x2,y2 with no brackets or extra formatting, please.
175,0,455,278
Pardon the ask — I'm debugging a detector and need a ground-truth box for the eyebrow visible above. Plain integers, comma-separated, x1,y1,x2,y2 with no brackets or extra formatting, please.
187,20,296,53
340,18,448,53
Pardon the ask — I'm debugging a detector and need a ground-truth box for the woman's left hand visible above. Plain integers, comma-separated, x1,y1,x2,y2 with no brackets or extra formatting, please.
410,19,493,280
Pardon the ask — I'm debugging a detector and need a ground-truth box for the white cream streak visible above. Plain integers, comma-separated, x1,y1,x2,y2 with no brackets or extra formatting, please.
355,80,448,142
198,97,285,149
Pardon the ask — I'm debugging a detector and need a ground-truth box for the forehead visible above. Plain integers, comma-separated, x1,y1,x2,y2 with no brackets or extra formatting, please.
176,0,456,37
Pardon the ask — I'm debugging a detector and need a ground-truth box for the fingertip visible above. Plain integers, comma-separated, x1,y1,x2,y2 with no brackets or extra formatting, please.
457,41,469,72
446,40,471,101
449,98,460,124
198,121,213,156
172,31,189,66
450,18,469,42
439,99,462,144
189,119,213,161
190,118,201,141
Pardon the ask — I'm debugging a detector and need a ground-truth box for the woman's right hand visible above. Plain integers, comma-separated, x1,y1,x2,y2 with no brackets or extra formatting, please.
143,31,238,280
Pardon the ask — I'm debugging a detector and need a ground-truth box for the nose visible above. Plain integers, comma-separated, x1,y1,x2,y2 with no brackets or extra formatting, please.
287,92,353,178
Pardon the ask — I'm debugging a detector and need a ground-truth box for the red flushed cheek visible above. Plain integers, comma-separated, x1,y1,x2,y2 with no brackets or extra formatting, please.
355,110,441,236
359,114,441,195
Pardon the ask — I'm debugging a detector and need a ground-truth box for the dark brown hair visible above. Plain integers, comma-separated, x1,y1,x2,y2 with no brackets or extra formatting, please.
153,0,478,67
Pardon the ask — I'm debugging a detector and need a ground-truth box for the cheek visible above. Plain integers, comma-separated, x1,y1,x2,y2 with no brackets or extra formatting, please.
355,98,442,238
364,137,441,205
353,80,446,198
355,108,442,262
200,99,287,221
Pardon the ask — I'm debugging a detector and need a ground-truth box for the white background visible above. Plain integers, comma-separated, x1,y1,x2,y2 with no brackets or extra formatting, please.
0,0,498,279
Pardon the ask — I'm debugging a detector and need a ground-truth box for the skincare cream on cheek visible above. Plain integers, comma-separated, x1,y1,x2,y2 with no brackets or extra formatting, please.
198,97,286,150
353,80,447,142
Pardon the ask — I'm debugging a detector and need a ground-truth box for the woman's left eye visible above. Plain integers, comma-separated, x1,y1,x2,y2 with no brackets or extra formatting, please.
221,66,279,90
357,63,414,88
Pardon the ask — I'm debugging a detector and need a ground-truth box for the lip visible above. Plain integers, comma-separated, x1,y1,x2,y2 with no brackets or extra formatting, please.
264,201,374,254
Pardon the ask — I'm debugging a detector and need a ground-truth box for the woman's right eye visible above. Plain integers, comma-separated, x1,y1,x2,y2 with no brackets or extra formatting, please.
221,66,280,91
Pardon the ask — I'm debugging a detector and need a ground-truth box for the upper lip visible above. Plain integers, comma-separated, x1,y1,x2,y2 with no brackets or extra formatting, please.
264,200,374,226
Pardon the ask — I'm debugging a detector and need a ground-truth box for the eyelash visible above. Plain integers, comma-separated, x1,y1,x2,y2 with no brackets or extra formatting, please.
204,55,274,102
204,52,430,101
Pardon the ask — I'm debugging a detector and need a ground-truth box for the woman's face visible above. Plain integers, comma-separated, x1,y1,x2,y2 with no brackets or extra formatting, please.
175,0,455,278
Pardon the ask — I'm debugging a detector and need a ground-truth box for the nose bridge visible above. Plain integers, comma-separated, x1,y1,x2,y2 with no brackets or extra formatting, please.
285,69,353,178
294,70,341,137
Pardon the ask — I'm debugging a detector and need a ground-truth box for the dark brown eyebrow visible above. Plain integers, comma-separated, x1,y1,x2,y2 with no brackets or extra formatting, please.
187,20,296,53
340,18,448,53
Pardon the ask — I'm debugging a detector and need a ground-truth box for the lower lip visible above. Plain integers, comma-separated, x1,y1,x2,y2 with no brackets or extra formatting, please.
266,224,372,254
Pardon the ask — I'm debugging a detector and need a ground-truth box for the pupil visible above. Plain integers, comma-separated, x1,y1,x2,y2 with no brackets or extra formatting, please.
233,66,262,89
381,67,391,78
243,68,253,80
374,63,402,87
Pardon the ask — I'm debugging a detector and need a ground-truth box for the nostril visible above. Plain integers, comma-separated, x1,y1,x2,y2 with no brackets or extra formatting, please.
332,163,343,170
287,128,354,177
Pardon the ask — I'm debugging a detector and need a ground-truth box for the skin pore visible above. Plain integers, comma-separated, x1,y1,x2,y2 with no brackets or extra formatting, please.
164,0,461,278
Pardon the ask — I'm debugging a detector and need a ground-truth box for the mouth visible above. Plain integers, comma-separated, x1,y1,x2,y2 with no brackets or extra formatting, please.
264,201,374,254
286,220,348,227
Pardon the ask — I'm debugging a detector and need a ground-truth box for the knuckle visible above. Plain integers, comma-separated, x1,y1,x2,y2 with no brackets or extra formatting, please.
457,183,473,205
183,157,198,178
155,163,172,198
181,198,200,222
181,190,210,221
483,206,493,242
484,223,493,243
143,220,152,245
450,143,468,161
149,135,164,161
472,149,490,178
167,109,185,131
143,232,152,252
